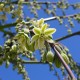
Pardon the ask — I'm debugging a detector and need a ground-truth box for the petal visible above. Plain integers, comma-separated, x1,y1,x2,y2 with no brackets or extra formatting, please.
34,40,38,50
38,18,44,26
29,43,35,52
38,38,45,49
33,27,41,34
31,35,39,43
32,21,36,26
14,32,23,39
22,28,29,33
41,23,48,32
44,28,56,36
24,33,30,44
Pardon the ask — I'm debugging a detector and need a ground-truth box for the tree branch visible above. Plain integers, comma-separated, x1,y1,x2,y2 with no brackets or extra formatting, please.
1,1,56,5
0,1,79,7
22,60,47,64
1,29,14,36
21,42,77,80
44,13,79,21
0,22,17,30
55,31,80,42
0,13,79,31
49,43,77,80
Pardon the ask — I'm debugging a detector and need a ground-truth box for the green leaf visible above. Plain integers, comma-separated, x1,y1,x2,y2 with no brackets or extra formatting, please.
31,35,39,43
41,24,48,32
44,28,56,36
33,27,41,34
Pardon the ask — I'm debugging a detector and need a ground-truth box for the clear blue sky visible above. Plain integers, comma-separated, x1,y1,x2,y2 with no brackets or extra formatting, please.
0,0,80,80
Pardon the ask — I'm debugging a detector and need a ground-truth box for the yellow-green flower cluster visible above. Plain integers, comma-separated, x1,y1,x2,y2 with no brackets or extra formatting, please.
14,18,56,52
14,32,30,52
31,18,56,50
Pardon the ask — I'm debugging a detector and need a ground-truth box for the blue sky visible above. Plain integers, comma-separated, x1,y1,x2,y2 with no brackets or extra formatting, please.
0,0,80,80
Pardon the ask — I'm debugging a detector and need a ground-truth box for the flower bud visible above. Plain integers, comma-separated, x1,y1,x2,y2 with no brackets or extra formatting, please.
46,51,54,63
10,44,17,52
61,53,70,64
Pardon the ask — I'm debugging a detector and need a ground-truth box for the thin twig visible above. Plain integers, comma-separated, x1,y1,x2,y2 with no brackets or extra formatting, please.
1,29,14,36
0,1,79,7
49,43,77,80
0,22,17,30
22,60,46,64
55,31,80,42
0,13,79,30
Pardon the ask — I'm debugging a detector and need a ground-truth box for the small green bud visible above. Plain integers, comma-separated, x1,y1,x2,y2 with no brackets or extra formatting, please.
61,53,70,64
54,55,61,68
10,44,17,52
68,53,72,58
46,51,54,63
22,28,29,33
18,64,22,69
5,39,11,45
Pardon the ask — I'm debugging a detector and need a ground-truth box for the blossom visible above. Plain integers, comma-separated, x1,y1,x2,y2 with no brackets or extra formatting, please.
14,32,30,52
31,19,56,50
